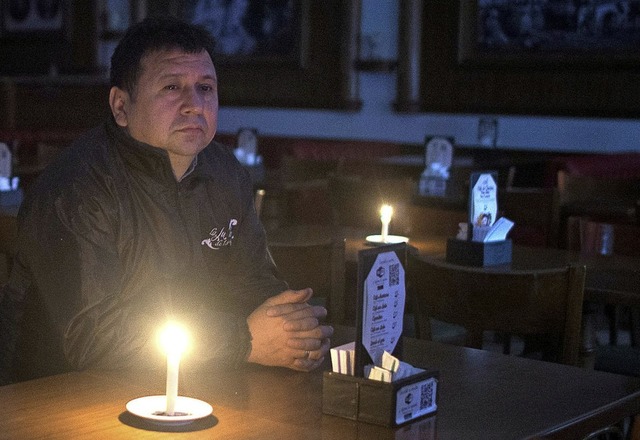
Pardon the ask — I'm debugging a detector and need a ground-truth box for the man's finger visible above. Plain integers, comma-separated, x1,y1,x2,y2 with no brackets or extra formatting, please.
287,337,323,351
263,288,313,314
292,338,331,371
287,305,327,321
285,326,334,347
266,302,312,318
284,316,319,332
281,307,327,330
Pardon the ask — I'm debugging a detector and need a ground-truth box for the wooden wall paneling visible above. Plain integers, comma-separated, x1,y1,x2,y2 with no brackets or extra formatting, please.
12,80,110,130
397,1,640,118
69,0,99,74
395,0,422,112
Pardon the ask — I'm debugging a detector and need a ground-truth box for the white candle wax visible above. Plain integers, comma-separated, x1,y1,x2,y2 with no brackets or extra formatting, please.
381,220,390,242
165,351,181,415
380,205,393,242
159,322,188,416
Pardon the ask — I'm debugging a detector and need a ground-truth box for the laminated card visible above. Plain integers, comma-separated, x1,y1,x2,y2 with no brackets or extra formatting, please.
355,243,407,377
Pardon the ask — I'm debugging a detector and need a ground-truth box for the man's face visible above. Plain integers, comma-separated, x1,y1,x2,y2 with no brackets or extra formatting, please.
111,48,218,166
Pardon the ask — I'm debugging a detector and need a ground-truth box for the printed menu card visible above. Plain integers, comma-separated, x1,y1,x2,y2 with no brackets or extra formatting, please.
355,243,407,377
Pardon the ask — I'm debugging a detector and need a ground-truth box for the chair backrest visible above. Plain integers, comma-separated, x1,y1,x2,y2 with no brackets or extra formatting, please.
402,204,467,237
557,170,640,204
335,157,420,180
565,216,640,257
267,238,347,325
276,156,336,227
327,174,415,232
557,170,640,218
499,187,560,247
0,212,18,285
280,155,339,183
408,254,586,366
556,170,640,247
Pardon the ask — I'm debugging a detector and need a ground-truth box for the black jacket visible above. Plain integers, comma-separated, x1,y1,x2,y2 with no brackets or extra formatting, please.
0,119,286,383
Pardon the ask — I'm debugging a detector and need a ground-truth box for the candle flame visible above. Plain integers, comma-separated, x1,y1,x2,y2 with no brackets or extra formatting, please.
159,322,189,356
380,204,393,223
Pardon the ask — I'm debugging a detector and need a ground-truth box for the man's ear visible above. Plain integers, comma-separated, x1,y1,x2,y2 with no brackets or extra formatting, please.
109,86,129,127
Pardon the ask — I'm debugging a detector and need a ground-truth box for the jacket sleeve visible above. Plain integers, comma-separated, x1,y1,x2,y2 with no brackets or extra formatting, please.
14,186,165,372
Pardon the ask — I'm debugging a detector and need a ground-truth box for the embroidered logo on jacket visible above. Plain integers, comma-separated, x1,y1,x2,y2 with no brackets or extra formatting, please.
201,219,237,250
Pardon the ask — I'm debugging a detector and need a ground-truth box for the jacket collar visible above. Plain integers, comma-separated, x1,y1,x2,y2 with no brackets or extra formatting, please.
106,118,209,186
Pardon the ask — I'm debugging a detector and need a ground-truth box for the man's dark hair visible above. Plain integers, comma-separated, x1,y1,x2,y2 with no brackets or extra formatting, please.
110,15,216,94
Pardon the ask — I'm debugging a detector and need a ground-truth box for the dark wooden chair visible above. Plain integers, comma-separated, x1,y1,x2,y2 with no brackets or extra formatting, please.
401,203,467,238
267,238,347,325
408,254,586,366
566,216,640,258
280,154,339,183
499,187,560,248
0,212,18,285
565,216,640,348
277,155,337,227
557,170,640,211
557,170,640,247
334,157,420,180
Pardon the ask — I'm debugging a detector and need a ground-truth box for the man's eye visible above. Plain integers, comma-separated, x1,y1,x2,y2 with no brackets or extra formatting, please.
199,84,214,92
164,84,178,90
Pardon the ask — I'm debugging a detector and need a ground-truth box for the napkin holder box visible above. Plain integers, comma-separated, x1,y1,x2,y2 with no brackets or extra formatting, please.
322,369,438,428
446,238,512,267
0,188,23,207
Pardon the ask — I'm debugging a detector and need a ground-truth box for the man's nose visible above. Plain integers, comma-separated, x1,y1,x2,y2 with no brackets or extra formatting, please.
182,88,205,113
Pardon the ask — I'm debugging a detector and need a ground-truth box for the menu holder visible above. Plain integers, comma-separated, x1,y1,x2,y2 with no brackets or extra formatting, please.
418,136,454,198
446,237,512,267
0,188,23,207
446,170,512,267
0,142,22,207
322,243,438,428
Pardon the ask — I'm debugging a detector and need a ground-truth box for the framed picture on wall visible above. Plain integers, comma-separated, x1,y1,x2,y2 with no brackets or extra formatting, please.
181,0,308,67
151,0,361,110
2,0,65,34
396,1,640,118
458,0,640,67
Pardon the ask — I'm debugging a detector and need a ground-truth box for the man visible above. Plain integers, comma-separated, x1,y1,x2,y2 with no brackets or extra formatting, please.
0,16,332,384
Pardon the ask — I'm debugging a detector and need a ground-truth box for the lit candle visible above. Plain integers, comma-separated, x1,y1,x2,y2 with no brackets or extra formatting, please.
380,204,393,242
159,322,189,416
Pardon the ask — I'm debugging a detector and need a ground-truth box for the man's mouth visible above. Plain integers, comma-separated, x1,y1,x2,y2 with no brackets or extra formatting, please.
177,125,203,132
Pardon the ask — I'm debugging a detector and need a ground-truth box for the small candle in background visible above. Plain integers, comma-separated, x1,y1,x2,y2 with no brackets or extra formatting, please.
159,322,189,416
380,204,393,242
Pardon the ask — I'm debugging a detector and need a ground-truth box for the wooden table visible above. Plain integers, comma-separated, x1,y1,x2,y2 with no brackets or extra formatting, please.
1,327,639,440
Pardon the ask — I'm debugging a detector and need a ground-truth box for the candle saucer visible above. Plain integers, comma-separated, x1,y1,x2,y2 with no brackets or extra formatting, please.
365,234,409,245
126,395,213,425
